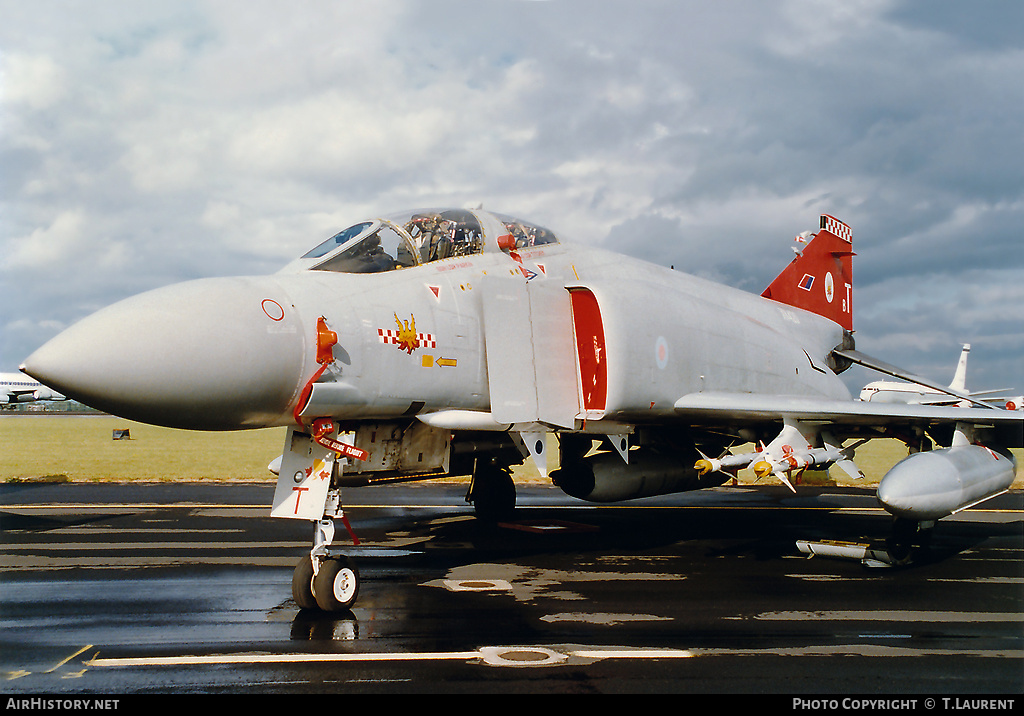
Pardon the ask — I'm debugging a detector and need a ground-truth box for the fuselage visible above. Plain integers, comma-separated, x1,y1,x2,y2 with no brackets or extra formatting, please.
21,209,851,431
1,372,64,404
859,380,957,404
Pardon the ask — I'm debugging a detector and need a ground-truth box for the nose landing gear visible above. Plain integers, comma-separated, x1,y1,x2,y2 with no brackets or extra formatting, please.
270,423,365,612
293,548,360,612
292,516,362,612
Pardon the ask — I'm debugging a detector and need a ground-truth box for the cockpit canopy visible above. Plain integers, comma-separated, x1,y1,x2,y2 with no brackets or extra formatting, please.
283,208,558,274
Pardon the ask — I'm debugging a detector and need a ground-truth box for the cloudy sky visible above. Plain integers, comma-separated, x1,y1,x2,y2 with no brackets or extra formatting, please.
2,0,1022,398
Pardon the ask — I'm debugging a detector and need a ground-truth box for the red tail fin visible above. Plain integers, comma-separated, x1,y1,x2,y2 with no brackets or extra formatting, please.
761,215,854,331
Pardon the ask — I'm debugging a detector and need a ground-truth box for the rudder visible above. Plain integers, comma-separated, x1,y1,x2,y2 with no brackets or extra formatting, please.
761,214,854,331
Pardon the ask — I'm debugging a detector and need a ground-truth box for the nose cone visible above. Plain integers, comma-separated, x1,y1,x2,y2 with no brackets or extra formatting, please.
22,277,306,430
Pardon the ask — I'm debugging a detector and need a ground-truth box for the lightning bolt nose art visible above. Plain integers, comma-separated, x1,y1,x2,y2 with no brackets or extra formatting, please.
378,313,435,354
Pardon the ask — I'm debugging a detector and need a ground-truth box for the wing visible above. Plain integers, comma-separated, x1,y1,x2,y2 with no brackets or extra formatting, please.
673,391,1023,447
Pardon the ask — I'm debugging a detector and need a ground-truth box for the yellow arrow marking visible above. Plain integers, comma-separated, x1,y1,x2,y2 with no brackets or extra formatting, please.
421,355,457,368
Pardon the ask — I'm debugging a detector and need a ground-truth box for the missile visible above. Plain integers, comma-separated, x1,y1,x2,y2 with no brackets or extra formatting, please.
796,539,895,567
696,443,864,489
745,445,855,493
694,451,761,476
752,445,846,477
724,419,863,491
876,445,1016,521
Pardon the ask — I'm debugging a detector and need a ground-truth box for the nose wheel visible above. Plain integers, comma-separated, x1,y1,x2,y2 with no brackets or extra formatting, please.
293,554,360,612
315,555,360,611
292,512,361,612
291,555,317,610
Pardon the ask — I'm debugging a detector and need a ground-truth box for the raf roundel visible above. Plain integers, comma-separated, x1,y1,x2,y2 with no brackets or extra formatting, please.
655,336,669,370
262,299,286,322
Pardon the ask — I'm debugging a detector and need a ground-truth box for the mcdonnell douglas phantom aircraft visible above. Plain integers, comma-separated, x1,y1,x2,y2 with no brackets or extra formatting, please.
21,209,1023,611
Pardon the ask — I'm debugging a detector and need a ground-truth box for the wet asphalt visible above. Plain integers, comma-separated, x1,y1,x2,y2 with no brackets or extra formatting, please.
2,481,1021,696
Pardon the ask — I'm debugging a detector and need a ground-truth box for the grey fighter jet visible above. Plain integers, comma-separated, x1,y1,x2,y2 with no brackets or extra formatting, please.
22,209,1022,611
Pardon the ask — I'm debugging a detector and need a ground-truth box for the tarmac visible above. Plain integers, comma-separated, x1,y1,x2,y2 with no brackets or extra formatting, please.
1,481,1022,696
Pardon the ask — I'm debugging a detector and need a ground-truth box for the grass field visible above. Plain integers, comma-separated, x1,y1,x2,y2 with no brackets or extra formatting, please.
1,416,287,482
2,415,1021,487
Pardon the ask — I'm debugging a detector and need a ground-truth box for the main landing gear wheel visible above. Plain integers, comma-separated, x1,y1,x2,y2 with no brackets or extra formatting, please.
885,518,932,566
313,556,360,612
470,464,516,521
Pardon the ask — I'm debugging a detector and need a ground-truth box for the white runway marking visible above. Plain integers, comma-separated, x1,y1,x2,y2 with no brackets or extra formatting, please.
737,610,1024,622
88,645,696,669
86,638,1023,670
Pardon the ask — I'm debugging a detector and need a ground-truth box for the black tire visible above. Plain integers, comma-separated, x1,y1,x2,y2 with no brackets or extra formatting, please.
471,465,516,521
313,557,360,611
885,518,918,566
292,556,318,610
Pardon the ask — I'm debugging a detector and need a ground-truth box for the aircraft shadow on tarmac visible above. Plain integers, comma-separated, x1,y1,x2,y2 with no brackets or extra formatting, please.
283,493,1016,640
0,509,119,532
366,499,1006,564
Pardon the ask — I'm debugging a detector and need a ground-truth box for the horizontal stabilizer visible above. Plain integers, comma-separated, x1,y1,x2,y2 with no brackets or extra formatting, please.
965,388,1014,398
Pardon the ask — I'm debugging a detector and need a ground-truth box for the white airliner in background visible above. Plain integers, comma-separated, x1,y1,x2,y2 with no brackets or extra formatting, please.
1,372,65,406
860,344,1022,410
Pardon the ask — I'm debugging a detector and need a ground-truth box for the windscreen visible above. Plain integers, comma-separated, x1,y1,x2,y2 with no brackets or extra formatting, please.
312,222,418,273
301,222,375,260
494,213,558,249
